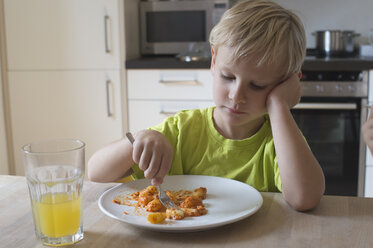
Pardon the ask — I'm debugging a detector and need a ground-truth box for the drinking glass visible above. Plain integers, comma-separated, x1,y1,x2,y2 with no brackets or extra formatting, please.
22,139,85,246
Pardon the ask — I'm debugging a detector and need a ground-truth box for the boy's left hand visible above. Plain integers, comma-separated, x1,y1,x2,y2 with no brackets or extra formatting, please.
266,72,302,111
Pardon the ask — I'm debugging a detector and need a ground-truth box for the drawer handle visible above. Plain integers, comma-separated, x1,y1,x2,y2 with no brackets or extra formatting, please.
159,111,177,115
293,103,357,110
159,80,201,85
106,80,113,117
104,15,112,53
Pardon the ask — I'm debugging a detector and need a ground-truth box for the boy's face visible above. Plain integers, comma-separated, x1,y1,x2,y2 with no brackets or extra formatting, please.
210,45,286,136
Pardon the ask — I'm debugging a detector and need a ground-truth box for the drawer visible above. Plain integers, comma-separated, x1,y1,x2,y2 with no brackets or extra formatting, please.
127,69,213,100
128,100,214,132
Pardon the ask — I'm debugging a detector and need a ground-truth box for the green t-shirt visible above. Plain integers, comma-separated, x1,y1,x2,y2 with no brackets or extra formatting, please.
132,107,282,192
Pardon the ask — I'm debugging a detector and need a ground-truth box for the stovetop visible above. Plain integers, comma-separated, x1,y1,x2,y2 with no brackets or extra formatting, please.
306,48,360,59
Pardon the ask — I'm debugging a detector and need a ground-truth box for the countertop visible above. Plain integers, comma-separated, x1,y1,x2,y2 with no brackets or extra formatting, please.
2,175,373,247
126,56,373,71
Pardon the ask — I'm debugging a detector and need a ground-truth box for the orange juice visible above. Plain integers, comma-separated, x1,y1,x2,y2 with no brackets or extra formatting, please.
33,192,81,238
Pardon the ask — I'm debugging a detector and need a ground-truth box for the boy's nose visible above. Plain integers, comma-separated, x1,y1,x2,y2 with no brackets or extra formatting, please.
229,83,246,104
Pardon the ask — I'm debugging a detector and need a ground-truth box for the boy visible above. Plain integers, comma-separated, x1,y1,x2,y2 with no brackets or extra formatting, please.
88,0,325,211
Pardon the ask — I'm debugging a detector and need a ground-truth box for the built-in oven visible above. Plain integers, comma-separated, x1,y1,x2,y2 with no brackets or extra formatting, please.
292,70,368,196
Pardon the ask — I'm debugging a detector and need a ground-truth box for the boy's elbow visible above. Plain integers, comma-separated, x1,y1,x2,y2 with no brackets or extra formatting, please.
87,158,103,182
287,196,321,212
284,189,324,212
87,167,99,182
87,169,99,182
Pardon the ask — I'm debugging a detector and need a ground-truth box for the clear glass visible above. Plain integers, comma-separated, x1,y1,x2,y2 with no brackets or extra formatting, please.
22,139,85,246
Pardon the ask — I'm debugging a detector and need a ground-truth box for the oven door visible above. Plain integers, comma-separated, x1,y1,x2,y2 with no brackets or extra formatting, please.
291,97,367,196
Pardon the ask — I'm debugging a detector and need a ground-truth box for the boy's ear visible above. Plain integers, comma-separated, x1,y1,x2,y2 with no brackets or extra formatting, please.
298,71,302,79
210,47,216,70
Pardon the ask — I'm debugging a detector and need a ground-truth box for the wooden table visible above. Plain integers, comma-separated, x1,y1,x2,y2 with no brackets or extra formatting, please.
2,175,373,248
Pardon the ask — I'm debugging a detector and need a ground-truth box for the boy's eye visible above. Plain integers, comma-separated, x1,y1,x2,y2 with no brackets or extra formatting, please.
249,82,267,90
221,74,235,81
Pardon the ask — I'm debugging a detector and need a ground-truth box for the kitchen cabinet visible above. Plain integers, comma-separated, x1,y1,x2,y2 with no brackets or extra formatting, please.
8,71,122,175
364,70,373,197
127,69,214,132
4,0,121,70
2,0,126,175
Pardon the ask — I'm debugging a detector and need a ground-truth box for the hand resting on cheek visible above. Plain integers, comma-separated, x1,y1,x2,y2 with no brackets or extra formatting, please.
266,73,302,111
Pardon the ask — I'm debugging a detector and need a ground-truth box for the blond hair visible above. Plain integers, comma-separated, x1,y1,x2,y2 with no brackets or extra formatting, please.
209,0,306,77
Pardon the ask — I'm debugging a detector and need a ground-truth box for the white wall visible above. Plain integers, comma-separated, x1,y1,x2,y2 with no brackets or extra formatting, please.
274,0,373,48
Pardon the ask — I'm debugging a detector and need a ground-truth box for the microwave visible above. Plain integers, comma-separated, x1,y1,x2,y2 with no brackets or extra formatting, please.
140,0,231,55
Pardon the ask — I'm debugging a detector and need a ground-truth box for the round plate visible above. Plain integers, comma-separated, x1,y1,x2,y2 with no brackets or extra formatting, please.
98,175,263,232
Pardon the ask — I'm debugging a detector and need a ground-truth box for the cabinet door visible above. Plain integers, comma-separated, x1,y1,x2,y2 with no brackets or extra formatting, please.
4,0,120,70
8,70,123,175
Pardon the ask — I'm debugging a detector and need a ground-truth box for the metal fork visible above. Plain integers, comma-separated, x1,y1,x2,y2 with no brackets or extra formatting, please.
125,132,180,210
156,185,180,210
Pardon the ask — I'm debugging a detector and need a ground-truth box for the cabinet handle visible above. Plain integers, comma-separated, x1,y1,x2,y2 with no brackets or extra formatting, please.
106,80,113,117
159,111,177,115
104,15,112,53
159,80,201,85
292,103,357,110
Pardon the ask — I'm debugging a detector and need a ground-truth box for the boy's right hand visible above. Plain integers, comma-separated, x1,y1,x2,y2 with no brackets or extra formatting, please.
132,130,173,186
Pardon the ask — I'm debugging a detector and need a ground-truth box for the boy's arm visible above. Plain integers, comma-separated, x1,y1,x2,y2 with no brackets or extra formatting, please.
88,129,173,184
267,73,325,211
87,136,134,183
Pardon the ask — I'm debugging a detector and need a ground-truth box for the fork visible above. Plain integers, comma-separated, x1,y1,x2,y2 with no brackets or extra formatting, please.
125,132,180,210
156,185,180,210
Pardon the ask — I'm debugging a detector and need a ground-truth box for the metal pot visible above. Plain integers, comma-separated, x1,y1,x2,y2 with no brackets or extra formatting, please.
313,30,360,57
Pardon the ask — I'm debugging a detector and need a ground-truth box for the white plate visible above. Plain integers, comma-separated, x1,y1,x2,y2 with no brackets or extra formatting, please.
98,175,263,232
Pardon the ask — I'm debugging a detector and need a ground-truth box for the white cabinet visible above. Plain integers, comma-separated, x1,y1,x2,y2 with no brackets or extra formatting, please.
365,70,373,197
8,71,122,175
4,0,121,70
127,69,214,132
3,0,125,175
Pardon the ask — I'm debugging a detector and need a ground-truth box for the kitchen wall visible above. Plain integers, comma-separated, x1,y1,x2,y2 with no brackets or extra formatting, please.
274,0,373,48
124,0,373,59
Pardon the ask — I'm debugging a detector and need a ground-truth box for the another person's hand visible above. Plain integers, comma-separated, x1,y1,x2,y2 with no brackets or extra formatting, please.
266,72,302,111
132,130,173,186
362,106,373,155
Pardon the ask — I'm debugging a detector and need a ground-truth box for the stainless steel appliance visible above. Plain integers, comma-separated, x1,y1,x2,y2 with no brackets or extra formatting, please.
312,30,360,58
139,0,230,55
292,70,368,196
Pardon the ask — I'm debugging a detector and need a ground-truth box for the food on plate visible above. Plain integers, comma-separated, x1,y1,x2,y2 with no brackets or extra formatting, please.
113,186,207,224
147,212,167,224
166,208,185,220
